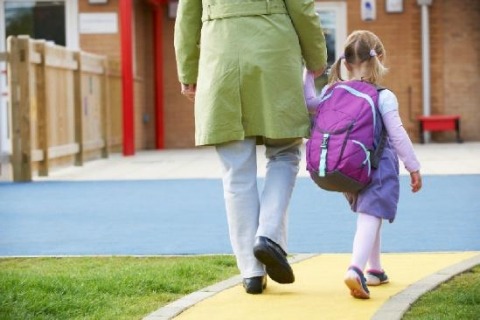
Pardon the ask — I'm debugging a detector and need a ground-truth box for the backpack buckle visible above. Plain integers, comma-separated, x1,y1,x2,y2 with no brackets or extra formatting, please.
321,135,329,149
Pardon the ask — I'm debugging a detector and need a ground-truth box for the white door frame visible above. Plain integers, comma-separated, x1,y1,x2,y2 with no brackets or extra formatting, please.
315,1,347,62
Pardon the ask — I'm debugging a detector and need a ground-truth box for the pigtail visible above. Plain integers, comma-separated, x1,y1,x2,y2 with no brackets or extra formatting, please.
372,56,388,84
363,46,388,84
327,57,344,84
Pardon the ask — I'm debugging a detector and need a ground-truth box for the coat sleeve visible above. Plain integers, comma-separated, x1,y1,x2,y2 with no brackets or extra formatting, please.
284,0,327,72
174,0,202,84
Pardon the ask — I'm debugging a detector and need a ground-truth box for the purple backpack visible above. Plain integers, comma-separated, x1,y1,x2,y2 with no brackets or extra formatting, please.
306,80,386,193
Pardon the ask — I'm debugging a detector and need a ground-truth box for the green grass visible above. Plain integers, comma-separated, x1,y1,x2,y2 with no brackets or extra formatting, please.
1,257,478,320
0,256,238,320
403,265,480,320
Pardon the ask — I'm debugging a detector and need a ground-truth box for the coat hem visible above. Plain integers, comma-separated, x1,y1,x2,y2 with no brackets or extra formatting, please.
195,130,310,146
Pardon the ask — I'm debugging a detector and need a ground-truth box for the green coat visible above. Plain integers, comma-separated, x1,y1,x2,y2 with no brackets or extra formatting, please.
174,0,327,146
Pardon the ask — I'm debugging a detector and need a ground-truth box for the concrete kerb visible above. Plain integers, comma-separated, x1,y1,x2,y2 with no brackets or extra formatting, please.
142,253,318,320
371,253,480,320
143,276,242,320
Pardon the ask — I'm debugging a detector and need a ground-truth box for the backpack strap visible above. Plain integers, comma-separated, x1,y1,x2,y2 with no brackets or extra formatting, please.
370,86,387,169
370,128,386,169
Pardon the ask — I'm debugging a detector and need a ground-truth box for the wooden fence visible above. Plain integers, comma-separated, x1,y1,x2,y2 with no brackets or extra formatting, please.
0,51,9,181
7,35,122,181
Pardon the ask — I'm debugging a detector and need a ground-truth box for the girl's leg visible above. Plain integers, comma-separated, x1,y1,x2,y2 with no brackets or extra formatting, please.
350,213,382,271
345,213,382,299
256,138,302,252
364,222,389,286
215,138,264,278
368,219,383,271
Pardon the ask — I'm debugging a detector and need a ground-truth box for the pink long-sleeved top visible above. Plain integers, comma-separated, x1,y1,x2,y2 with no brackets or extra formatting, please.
304,71,421,173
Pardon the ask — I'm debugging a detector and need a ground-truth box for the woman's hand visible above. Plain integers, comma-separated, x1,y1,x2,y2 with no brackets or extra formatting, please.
410,171,422,193
181,83,196,101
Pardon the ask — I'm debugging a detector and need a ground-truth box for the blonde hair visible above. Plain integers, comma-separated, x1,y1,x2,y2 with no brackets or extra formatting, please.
328,30,388,85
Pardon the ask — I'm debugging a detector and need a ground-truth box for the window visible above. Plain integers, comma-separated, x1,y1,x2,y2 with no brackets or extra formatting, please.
5,1,66,45
0,0,78,49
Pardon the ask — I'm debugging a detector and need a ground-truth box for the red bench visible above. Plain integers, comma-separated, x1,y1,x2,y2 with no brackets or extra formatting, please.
418,115,463,143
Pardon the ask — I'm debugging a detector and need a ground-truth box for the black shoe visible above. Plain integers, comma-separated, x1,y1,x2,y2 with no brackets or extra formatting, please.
243,276,267,294
253,236,295,284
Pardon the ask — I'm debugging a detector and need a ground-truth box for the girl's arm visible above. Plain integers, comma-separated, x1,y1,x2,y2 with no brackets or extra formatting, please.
379,91,421,173
303,70,324,113
382,110,421,173
382,108,423,192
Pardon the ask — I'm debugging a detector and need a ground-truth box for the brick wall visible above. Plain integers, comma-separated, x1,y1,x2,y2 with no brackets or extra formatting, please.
161,0,480,147
79,0,478,149
442,0,480,141
336,0,479,143
78,0,155,150
342,0,432,141
162,17,196,148
134,1,155,149
78,0,121,60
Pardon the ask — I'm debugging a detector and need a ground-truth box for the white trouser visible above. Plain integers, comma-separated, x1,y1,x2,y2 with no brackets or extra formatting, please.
215,137,302,278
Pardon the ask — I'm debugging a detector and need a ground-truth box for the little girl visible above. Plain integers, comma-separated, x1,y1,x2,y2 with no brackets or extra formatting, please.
304,30,423,299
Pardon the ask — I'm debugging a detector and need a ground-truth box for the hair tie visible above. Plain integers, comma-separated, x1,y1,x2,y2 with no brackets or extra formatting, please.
369,49,377,57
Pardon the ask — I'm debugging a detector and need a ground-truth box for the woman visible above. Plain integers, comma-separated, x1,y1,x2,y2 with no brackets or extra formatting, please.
174,0,327,294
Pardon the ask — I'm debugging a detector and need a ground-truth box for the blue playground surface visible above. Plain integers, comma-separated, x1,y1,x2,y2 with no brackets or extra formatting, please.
1,175,479,256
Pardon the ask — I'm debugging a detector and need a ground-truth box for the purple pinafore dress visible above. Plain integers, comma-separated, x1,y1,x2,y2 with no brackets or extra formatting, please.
344,124,400,222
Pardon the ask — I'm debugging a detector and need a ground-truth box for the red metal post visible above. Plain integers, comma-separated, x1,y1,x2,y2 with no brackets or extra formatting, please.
152,3,165,149
119,0,135,155
148,0,166,149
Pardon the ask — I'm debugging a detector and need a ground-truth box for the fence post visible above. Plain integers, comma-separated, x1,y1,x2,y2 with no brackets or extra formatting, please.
73,51,84,166
34,40,49,176
8,36,33,182
101,57,110,158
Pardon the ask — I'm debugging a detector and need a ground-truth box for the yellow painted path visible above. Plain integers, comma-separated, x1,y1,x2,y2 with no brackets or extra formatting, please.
173,252,479,320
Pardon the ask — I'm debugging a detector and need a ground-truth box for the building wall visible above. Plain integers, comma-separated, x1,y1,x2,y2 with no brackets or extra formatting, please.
71,0,480,150
134,1,156,149
340,0,422,139
442,0,480,141
78,0,155,150
161,0,480,148
78,0,121,61
162,16,196,148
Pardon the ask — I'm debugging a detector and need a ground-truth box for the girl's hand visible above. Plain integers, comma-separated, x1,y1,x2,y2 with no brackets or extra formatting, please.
410,171,422,193
312,65,327,78
181,83,196,101
304,66,326,81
